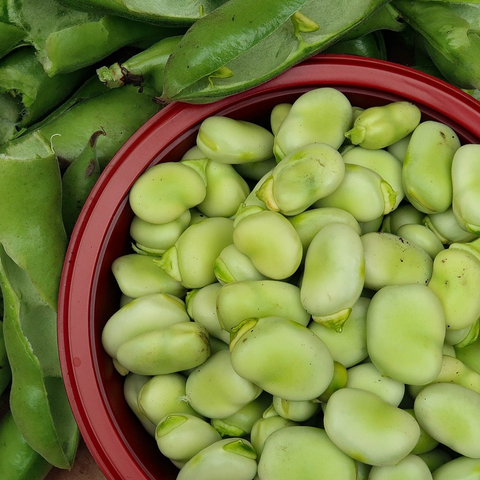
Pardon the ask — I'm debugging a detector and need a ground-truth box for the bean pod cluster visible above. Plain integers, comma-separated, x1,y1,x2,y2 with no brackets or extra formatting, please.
103,87,480,480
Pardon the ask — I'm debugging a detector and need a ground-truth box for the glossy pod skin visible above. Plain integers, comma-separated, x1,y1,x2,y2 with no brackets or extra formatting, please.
0,412,53,480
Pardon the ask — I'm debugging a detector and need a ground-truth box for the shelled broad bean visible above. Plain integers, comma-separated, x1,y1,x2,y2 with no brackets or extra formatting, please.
103,87,480,480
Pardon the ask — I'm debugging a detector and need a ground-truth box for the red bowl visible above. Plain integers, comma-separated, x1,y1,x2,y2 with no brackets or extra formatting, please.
58,54,480,480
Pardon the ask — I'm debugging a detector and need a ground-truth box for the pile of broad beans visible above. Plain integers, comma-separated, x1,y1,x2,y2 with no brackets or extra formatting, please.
104,87,480,480
2,0,480,478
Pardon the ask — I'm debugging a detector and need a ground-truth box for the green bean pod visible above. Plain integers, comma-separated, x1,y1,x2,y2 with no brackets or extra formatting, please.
432,456,480,480
137,373,202,426
56,0,228,26
130,210,191,256
361,232,433,290
211,392,272,438
256,142,346,215
258,426,357,480
185,350,263,419
345,101,421,149
300,222,365,331
0,134,78,468
216,279,310,332
25,83,162,170
155,414,222,468
213,244,267,285
161,0,392,103
111,253,186,299
342,145,404,209
273,87,353,159
230,316,334,401
62,129,104,236
157,217,234,289
402,120,460,214
233,209,302,280
177,438,257,480
367,454,432,480
13,0,181,76
97,36,183,93
314,164,398,222
0,412,53,480
185,283,230,344
196,116,274,165
0,20,26,60
451,144,480,233
414,383,480,458
116,321,211,375
366,284,445,385
123,373,156,436
102,292,190,359
0,319,11,396
345,362,405,407
324,387,421,466
309,296,369,368
0,46,90,133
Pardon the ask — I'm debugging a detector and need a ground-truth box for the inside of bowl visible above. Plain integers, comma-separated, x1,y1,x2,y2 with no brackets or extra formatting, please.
66,58,480,480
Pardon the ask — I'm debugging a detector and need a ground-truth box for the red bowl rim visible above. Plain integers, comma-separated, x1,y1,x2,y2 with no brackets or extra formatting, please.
58,54,480,480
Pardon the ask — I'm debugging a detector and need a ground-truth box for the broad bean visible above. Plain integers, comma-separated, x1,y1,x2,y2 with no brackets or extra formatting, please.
213,244,268,285
129,162,207,225
367,454,432,480
155,414,222,468
432,456,480,480
414,383,480,458
233,209,302,280
345,101,421,149
451,144,480,233
256,142,345,215
324,387,421,466
366,284,445,385
185,350,262,419
273,87,353,159
300,222,365,331
230,316,334,401
362,232,433,290
158,217,234,289
177,438,257,480
196,116,274,164
258,426,357,479
402,120,460,214
314,163,397,222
